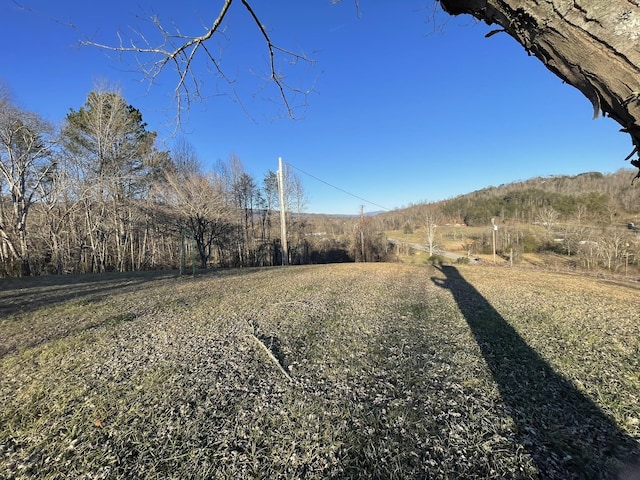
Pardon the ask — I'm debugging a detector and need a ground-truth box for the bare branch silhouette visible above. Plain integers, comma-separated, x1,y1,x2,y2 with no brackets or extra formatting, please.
78,0,313,125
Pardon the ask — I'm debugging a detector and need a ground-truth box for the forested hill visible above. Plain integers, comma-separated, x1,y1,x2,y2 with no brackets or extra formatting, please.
430,169,640,226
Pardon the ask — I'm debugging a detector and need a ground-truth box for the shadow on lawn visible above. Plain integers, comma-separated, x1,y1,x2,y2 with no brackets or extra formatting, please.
432,265,640,480
0,273,162,319
0,267,268,319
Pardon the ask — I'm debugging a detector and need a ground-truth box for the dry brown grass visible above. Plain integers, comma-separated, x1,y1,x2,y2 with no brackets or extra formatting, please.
1,263,639,479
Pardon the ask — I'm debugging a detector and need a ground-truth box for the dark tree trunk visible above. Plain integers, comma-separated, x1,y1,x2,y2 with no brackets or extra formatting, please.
439,0,640,176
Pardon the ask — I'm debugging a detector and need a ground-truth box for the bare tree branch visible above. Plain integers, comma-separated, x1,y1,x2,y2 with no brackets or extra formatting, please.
78,0,313,127
331,0,362,18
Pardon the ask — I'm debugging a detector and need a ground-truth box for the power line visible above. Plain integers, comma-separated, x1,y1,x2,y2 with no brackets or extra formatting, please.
284,161,390,212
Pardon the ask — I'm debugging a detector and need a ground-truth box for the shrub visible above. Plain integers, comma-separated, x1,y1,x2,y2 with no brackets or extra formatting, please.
522,233,540,253
427,254,449,265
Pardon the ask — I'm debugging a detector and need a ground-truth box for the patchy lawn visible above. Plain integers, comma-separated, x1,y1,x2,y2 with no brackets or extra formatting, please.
1,263,639,479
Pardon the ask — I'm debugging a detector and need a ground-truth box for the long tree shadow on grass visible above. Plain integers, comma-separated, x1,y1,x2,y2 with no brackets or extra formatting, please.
432,265,640,480
0,267,267,319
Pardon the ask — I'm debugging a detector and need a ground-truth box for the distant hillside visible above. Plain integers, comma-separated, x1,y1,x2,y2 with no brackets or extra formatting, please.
380,169,640,228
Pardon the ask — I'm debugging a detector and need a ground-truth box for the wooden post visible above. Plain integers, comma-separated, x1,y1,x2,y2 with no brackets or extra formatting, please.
190,234,197,275
277,157,288,265
179,229,185,276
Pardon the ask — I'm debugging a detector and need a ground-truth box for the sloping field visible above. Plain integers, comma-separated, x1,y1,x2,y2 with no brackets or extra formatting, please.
1,264,639,479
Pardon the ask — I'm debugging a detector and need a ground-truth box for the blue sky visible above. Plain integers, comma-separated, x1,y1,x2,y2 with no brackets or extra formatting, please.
2,1,634,214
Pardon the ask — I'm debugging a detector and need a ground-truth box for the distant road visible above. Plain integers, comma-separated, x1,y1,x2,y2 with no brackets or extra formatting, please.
387,238,479,263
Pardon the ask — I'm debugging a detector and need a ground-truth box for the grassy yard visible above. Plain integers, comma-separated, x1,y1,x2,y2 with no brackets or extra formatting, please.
1,263,639,479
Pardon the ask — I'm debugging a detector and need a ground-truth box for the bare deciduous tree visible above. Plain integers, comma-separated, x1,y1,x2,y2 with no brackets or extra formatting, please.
422,208,441,257
0,88,55,275
171,136,202,179
260,170,279,244
597,227,627,271
536,206,559,239
160,168,231,269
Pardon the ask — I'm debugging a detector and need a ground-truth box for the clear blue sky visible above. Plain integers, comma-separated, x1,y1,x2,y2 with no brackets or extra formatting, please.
2,1,633,214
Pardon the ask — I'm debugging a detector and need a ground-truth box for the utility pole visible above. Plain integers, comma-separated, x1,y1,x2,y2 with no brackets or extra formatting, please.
491,217,498,264
360,205,365,262
277,157,288,265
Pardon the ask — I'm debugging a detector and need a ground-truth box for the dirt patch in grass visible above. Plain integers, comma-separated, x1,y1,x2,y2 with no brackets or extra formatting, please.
1,264,639,479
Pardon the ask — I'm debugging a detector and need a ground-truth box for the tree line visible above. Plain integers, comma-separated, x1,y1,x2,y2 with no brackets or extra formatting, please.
378,171,640,230
10,80,637,277
0,85,337,277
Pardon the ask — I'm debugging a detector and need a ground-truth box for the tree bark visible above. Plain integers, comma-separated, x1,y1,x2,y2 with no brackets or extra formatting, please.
439,0,640,176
